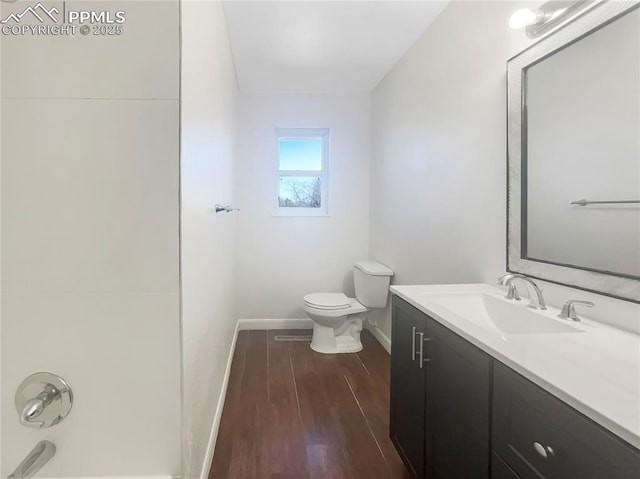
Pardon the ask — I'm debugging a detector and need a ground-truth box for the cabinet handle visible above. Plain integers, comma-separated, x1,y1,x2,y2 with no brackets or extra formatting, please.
417,332,425,368
411,327,417,361
533,442,554,459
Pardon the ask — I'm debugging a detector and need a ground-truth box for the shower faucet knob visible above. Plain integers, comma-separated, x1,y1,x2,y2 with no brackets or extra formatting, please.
15,373,73,428
21,398,46,427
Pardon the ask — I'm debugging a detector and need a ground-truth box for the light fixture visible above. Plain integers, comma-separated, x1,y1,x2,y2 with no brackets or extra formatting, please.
509,8,544,30
509,0,603,38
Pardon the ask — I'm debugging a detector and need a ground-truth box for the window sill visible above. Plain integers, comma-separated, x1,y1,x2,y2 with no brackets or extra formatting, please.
272,209,330,218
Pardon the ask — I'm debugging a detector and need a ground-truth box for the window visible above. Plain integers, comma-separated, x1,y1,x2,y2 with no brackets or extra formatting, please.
275,128,329,216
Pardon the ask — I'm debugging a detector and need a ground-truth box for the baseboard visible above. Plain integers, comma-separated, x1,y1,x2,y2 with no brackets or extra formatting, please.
237,318,313,330
199,320,240,479
367,323,392,354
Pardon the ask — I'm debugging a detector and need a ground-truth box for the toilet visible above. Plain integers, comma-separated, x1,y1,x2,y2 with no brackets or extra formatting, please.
303,261,394,354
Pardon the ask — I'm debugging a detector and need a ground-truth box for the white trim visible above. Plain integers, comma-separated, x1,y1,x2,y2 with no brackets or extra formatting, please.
199,320,240,479
274,128,330,216
366,324,391,354
237,318,313,330
39,477,173,479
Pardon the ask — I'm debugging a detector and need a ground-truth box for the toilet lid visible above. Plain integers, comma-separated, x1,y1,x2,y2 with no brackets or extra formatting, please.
304,293,351,310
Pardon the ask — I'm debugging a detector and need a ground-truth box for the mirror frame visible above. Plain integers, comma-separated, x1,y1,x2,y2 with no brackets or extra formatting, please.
507,0,640,303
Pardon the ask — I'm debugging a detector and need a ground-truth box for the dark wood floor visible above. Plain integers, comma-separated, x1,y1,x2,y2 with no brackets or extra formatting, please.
209,329,411,479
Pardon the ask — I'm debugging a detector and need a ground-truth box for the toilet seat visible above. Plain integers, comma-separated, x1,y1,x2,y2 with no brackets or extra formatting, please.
303,293,351,310
303,298,368,319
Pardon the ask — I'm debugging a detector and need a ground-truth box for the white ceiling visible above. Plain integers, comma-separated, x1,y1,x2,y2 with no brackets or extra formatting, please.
222,1,449,92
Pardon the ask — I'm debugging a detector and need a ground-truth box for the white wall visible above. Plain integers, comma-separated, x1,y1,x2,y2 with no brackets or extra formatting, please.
1,1,181,475
0,24,3,477
180,2,238,479
236,92,371,319
369,0,640,338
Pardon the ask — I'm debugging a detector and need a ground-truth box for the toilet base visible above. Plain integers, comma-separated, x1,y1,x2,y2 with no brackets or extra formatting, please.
310,319,363,354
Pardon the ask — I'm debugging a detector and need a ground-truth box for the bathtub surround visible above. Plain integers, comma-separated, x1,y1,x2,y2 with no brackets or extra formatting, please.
236,92,371,321
1,1,181,476
180,2,239,479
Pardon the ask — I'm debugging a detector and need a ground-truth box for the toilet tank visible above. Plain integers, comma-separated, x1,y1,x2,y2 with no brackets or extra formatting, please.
353,261,394,308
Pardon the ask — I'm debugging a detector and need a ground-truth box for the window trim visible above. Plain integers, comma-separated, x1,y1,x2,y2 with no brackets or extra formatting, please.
274,128,330,217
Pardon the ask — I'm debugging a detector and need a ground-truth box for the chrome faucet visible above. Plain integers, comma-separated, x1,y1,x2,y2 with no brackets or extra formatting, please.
558,299,594,321
497,274,547,310
8,441,56,479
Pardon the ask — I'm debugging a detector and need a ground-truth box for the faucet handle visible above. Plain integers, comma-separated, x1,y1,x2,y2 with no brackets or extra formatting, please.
20,398,46,428
15,373,73,429
558,300,594,321
504,283,521,301
497,274,522,301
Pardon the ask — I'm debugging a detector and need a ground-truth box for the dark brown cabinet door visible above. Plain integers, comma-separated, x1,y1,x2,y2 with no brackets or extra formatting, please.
492,453,521,479
493,362,640,479
391,296,427,478
391,296,492,479
425,317,492,479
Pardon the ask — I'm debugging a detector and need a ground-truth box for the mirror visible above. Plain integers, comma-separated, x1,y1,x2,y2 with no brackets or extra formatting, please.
507,1,640,303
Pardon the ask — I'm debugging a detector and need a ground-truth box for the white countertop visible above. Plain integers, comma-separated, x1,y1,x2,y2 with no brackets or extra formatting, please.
390,283,640,449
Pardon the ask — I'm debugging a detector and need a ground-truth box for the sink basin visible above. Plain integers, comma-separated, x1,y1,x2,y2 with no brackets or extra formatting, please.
428,292,583,335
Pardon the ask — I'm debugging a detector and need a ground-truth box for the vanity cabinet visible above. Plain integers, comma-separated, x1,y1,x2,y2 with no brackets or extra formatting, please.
492,362,640,479
491,453,520,479
390,296,492,479
390,296,427,478
390,294,640,479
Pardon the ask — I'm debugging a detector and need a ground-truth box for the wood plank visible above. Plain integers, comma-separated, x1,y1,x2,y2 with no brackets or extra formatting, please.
208,330,251,478
210,329,410,479
358,329,392,382
289,339,393,479
210,330,269,478
289,340,352,447
343,334,412,478
306,444,352,479
266,330,311,478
